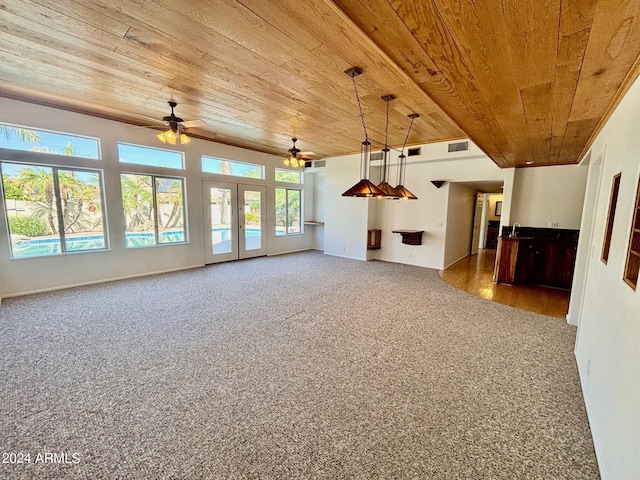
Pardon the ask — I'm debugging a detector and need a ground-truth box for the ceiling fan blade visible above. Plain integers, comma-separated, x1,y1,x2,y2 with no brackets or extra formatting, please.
181,119,207,128
300,151,320,160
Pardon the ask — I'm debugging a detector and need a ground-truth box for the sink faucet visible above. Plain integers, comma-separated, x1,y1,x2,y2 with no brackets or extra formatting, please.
511,222,521,237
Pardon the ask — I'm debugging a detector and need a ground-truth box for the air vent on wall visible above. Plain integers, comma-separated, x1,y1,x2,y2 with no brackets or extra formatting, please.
370,151,384,161
448,141,469,152
408,147,421,156
304,160,326,168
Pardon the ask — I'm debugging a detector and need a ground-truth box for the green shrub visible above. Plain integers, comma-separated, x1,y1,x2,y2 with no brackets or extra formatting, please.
8,215,50,237
244,212,260,225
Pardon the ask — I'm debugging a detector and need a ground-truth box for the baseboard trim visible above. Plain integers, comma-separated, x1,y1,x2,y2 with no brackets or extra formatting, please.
323,251,367,261
267,248,314,257
575,352,606,480
443,254,471,270
0,264,204,300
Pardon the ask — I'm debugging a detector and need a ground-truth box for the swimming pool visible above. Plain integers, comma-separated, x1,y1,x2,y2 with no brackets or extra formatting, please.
11,227,262,258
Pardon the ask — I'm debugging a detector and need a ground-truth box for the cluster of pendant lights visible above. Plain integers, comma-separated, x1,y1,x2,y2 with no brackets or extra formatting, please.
342,67,418,200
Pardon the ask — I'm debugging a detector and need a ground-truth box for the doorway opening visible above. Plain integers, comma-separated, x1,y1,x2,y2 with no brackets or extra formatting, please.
203,181,267,264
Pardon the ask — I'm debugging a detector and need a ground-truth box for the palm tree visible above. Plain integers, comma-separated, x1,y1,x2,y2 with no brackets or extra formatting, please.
58,171,100,233
0,125,41,144
120,175,154,231
156,178,183,229
16,167,57,233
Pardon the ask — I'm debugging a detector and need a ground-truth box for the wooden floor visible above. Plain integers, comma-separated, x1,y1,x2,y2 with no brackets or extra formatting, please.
439,249,570,318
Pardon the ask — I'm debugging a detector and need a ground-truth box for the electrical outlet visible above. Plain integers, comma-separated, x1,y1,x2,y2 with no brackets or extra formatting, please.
549,221,559,228
586,359,591,376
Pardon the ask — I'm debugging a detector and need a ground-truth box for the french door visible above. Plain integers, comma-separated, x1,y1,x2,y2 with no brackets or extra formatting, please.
203,181,266,264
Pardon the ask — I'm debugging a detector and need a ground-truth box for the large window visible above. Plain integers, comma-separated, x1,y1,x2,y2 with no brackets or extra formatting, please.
118,143,184,170
275,187,302,236
0,123,100,159
275,168,302,184
120,173,186,247
1,162,106,257
202,156,264,179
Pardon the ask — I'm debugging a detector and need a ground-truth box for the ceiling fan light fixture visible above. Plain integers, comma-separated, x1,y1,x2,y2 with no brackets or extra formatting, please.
283,137,304,169
165,129,177,145
156,101,198,146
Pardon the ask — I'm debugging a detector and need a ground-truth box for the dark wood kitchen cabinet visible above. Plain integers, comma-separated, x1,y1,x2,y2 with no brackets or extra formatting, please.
494,236,578,290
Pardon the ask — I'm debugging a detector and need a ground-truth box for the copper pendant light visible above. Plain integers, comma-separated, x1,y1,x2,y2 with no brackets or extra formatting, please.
377,95,403,199
342,67,384,198
395,113,419,200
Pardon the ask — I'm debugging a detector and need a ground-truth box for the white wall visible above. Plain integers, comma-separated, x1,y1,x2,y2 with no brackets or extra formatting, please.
323,153,369,260
326,141,515,269
567,152,603,327
0,98,314,297
305,168,325,250
510,165,589,229
573,75,640,480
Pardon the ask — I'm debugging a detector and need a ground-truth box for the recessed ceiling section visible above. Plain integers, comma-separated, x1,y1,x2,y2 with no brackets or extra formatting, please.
0,0,639,167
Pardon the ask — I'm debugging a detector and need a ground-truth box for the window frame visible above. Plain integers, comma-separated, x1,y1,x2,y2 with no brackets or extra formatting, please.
275,168,303,184
117,142,185,170
120,172,188,248
275,186,303,236
201,156,265,180
623,174,640,290
0,122,101,160
601,173,621,264
1,161,108,258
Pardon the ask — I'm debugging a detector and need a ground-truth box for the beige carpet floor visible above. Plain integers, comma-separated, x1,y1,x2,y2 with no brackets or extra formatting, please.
0,251,599,479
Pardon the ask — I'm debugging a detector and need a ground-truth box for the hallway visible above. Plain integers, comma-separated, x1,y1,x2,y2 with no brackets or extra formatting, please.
439,249,570,318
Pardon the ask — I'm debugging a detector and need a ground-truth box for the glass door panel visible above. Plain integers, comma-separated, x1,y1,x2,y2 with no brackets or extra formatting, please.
239,185,266,258
203,182,265,264
203,181,238,263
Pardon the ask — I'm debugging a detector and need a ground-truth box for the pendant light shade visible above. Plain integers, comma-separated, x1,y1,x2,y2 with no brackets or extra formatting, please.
395,154,418,200
342,179,386,197
342,140,385,197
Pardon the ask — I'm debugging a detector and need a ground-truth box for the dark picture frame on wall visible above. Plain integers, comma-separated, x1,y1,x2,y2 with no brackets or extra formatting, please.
495,201,502,216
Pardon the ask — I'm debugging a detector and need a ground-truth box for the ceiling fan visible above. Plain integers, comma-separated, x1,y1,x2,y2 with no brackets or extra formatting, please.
283,137,319,168
155,101,207,145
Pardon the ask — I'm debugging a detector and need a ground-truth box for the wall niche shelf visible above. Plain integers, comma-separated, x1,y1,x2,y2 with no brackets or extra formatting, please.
367,229,381,250
392,230,424,245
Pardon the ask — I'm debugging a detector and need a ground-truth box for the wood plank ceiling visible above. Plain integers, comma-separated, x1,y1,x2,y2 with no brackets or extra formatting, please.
1,0,639,167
